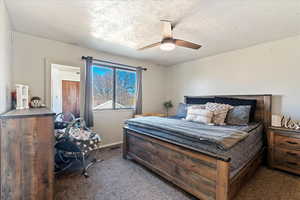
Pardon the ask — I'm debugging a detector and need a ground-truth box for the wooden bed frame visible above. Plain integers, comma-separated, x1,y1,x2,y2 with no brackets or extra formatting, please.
123,95,272,200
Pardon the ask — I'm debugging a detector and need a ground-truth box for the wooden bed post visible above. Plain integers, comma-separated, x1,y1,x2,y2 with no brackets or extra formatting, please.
216,160,230,200
122,128,128,159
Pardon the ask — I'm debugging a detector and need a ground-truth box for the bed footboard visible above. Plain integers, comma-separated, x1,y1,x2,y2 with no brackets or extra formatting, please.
123,128,230,200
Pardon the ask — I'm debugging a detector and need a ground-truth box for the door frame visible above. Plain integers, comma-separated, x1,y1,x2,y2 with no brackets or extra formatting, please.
49,64,80,114
44,58,82,108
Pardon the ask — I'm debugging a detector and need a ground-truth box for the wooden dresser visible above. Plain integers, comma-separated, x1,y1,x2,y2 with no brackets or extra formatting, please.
0,108,55,200
267,126,300,175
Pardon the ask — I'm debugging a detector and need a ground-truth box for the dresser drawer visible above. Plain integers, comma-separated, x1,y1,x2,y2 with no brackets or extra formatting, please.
274,134,300,150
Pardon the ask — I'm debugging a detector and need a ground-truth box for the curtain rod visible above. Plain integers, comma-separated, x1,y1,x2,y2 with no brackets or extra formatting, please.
82,56,147,71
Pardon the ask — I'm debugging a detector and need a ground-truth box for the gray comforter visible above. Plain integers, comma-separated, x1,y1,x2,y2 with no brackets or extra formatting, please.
126,117,249,150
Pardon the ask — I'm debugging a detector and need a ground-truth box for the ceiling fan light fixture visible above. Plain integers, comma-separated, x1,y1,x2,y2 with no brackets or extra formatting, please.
138,21,201,51
160,41,175,51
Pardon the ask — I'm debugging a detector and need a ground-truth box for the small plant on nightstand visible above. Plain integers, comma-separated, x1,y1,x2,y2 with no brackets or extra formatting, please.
163,100,173,117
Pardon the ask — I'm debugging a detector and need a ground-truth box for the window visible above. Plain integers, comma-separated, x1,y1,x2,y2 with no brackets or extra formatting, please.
92,66,114,109
92,65,137,110
116,69,137,109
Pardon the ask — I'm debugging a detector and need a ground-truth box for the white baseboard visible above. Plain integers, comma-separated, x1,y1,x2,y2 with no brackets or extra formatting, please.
100,141,123,149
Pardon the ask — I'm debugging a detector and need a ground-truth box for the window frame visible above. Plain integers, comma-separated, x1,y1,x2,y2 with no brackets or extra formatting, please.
92,63,137,111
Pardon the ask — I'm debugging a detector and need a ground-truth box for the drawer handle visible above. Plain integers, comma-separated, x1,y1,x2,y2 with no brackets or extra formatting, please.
286,141,298,145
286,161,298,166
286,152,298,156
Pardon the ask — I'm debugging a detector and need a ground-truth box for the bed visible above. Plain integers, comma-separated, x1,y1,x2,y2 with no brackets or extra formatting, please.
123,95,272,200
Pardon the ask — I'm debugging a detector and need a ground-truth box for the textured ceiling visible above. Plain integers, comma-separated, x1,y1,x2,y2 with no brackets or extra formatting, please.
5,0,300,66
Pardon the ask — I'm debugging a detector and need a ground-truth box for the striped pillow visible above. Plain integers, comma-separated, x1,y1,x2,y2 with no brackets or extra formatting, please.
205,102,233,125
186,105,213,124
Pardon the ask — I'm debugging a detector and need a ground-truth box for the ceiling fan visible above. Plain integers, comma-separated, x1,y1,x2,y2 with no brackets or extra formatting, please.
138,20,202,51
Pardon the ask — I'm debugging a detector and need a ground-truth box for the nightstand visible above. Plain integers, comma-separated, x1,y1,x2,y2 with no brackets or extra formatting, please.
267,126,300,175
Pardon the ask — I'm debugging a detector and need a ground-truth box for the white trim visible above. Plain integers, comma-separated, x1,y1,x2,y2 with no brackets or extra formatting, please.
44,58,82,109
100,141,123,149
51,64,80,113
52,64,80,72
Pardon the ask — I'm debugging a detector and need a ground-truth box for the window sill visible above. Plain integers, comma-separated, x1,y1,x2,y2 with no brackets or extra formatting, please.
93,108,135,113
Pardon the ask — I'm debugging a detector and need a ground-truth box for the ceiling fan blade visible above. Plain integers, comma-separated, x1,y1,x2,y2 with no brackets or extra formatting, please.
161,20,172,38
138,42,161,51
174,39,202,49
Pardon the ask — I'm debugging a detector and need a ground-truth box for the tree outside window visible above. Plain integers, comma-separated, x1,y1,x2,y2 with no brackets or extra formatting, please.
92,65,137,110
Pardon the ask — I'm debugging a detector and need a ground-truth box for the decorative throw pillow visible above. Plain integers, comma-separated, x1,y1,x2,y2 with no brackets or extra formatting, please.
205,102,233,125
176,103,187,118
215,97,257,122
226,105,251,125
186,106,213,124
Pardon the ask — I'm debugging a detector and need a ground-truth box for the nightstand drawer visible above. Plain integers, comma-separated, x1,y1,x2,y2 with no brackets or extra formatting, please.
273,148,300,174
274,148,300,163
274,134,300,150
275,161,300,173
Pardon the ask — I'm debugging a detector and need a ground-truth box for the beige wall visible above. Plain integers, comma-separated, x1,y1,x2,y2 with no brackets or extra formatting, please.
167,35,300,120
13,29,300,145
12,32,167,145
0,0,12,114
93,109,132,147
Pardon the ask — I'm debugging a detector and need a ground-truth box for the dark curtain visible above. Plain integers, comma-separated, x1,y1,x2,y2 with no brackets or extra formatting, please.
83,56,94,127
135,67,143,115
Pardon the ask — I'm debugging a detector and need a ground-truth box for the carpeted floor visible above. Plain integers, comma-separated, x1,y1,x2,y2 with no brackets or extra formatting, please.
55,147,300,200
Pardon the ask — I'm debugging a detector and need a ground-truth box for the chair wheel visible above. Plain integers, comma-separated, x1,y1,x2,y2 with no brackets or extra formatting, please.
82,170,89,178
83,173,89,178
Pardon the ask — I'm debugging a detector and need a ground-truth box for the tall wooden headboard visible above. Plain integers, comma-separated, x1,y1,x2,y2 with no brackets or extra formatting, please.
184,94,272,130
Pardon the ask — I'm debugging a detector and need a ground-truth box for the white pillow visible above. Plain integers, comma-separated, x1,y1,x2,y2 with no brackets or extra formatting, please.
188,104,206,109
186,106,213,124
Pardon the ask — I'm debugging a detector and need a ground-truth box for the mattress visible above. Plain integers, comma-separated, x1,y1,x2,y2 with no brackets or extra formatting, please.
127,116,252,150
126,117,263,177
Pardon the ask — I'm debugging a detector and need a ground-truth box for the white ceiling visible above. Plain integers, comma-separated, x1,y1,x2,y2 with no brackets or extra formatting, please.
5,0,300,66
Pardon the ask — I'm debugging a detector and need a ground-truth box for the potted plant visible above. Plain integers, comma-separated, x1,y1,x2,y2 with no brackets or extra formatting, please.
163,100,173,117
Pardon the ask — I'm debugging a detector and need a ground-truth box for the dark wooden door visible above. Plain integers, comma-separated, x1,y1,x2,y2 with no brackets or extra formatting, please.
62,80,80,118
